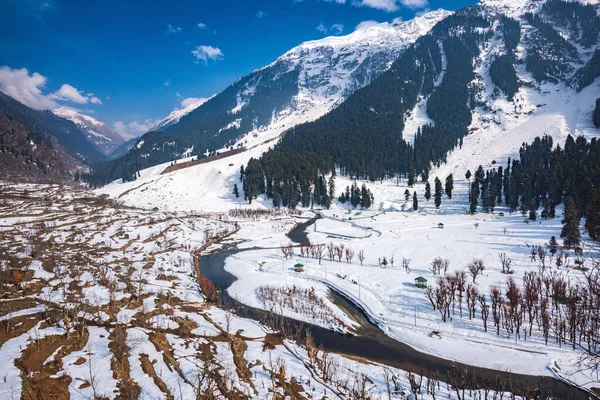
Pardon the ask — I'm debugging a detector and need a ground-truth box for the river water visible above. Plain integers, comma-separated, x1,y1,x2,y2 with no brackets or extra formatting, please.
198,218,589,399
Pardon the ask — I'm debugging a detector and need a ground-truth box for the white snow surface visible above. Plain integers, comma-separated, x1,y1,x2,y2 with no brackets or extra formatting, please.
52,106,124,154
152,96,213,131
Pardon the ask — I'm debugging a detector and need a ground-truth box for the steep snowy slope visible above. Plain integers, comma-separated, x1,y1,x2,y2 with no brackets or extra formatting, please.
152,97,211,131
53,107,124,155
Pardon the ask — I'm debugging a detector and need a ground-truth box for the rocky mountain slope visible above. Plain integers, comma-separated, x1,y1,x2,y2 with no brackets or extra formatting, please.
52,106,124,156
236,0,600,206
0,91,105,165
0,113,82,183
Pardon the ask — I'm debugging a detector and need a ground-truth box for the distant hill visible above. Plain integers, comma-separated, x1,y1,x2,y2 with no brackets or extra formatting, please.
0,113,83,183
0,91,105,165
53,106,124,156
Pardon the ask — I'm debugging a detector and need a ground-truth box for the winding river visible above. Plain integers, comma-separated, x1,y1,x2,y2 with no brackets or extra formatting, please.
199,218,590,399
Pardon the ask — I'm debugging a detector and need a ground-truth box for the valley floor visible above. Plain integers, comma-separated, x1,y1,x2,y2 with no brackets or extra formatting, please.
1,182,539,399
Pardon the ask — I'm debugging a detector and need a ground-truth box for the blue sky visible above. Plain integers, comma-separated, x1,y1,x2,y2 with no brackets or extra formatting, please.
0,0,476,138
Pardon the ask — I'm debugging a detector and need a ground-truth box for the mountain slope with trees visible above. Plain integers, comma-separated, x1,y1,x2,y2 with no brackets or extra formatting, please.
0,91,105,164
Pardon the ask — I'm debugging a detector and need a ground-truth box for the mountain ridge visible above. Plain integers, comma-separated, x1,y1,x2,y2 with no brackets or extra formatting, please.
52,106,125,155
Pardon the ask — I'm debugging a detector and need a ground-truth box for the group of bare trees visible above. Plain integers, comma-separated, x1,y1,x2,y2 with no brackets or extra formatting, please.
286,242,412,274
425,254,600,374
283,242,363,267
227,208,301,220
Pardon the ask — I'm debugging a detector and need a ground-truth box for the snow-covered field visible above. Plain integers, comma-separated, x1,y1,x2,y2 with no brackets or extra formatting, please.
91,79,600,397
3,182,540,399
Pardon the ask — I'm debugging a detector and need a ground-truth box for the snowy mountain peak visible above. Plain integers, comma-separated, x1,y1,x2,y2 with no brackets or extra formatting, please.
282,9,452,55
52,106,124,155
152,97,212,131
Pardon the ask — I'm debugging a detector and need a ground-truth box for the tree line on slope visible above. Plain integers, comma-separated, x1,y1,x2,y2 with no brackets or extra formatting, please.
467,135,600,244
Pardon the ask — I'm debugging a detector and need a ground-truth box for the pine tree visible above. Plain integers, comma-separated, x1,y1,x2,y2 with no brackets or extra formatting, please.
404,189,410,202
594,98,600,128
548,236,558,256
561,196,581,248
585,189,600,240
424,182,431,201
413,191,418,211
445,174,454,199
360,184,372,209
408,171,415,187
465,170,472,181
328,177,336,207
74,171,80,182
469,183,478,214
434,177,443,209
233,183,239,198
239,165,244,182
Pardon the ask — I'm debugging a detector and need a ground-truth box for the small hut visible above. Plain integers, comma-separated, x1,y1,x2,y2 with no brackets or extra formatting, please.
414,276,428,288
294,263,304,272
437,223,444,229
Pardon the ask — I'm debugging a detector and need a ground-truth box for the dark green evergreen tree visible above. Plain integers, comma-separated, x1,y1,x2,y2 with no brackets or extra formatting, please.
404,189,410,202
594,98,600,128
424,182,431,201
548,236,559,256
469,183,478,215
408,171,415,187
233,183,239,198
413,191,418,211
561,196,581,248
434,177,443,209
586,189,600,240
445,174,454,199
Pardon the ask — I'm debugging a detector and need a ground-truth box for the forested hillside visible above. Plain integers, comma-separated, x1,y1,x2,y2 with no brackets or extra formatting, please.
0,91,105,164
242,0,600,209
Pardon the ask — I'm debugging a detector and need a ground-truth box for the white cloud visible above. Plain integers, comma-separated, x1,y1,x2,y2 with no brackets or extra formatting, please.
51,83,103,105
4,0,56,20
181,97,205,108
316,22,344,35
355,20,379,31
318,0,427,12
352,0,400,12
0,66,103,109
166,24,182,34
197,22,207,29
191,45,224,65
331,23,344,34
52,84,88,104
0,66,57,109
256,10,268,18
164,79,171,87
113,119,159,140
401,0,428,9
392,16,403,24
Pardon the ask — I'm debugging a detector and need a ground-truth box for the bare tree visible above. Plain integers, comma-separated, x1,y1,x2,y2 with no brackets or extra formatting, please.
499,253,512,274
402,257,411,272
316,243,325,265
327,243,335,261
358,250,365,266
468,259,485,283
281,245,295,260
345,248,355,264
335,245,344,262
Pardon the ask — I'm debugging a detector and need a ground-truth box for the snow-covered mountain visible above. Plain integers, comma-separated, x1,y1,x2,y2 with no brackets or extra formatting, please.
152,97,212,131
53,107,124,155
166,8,452,146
